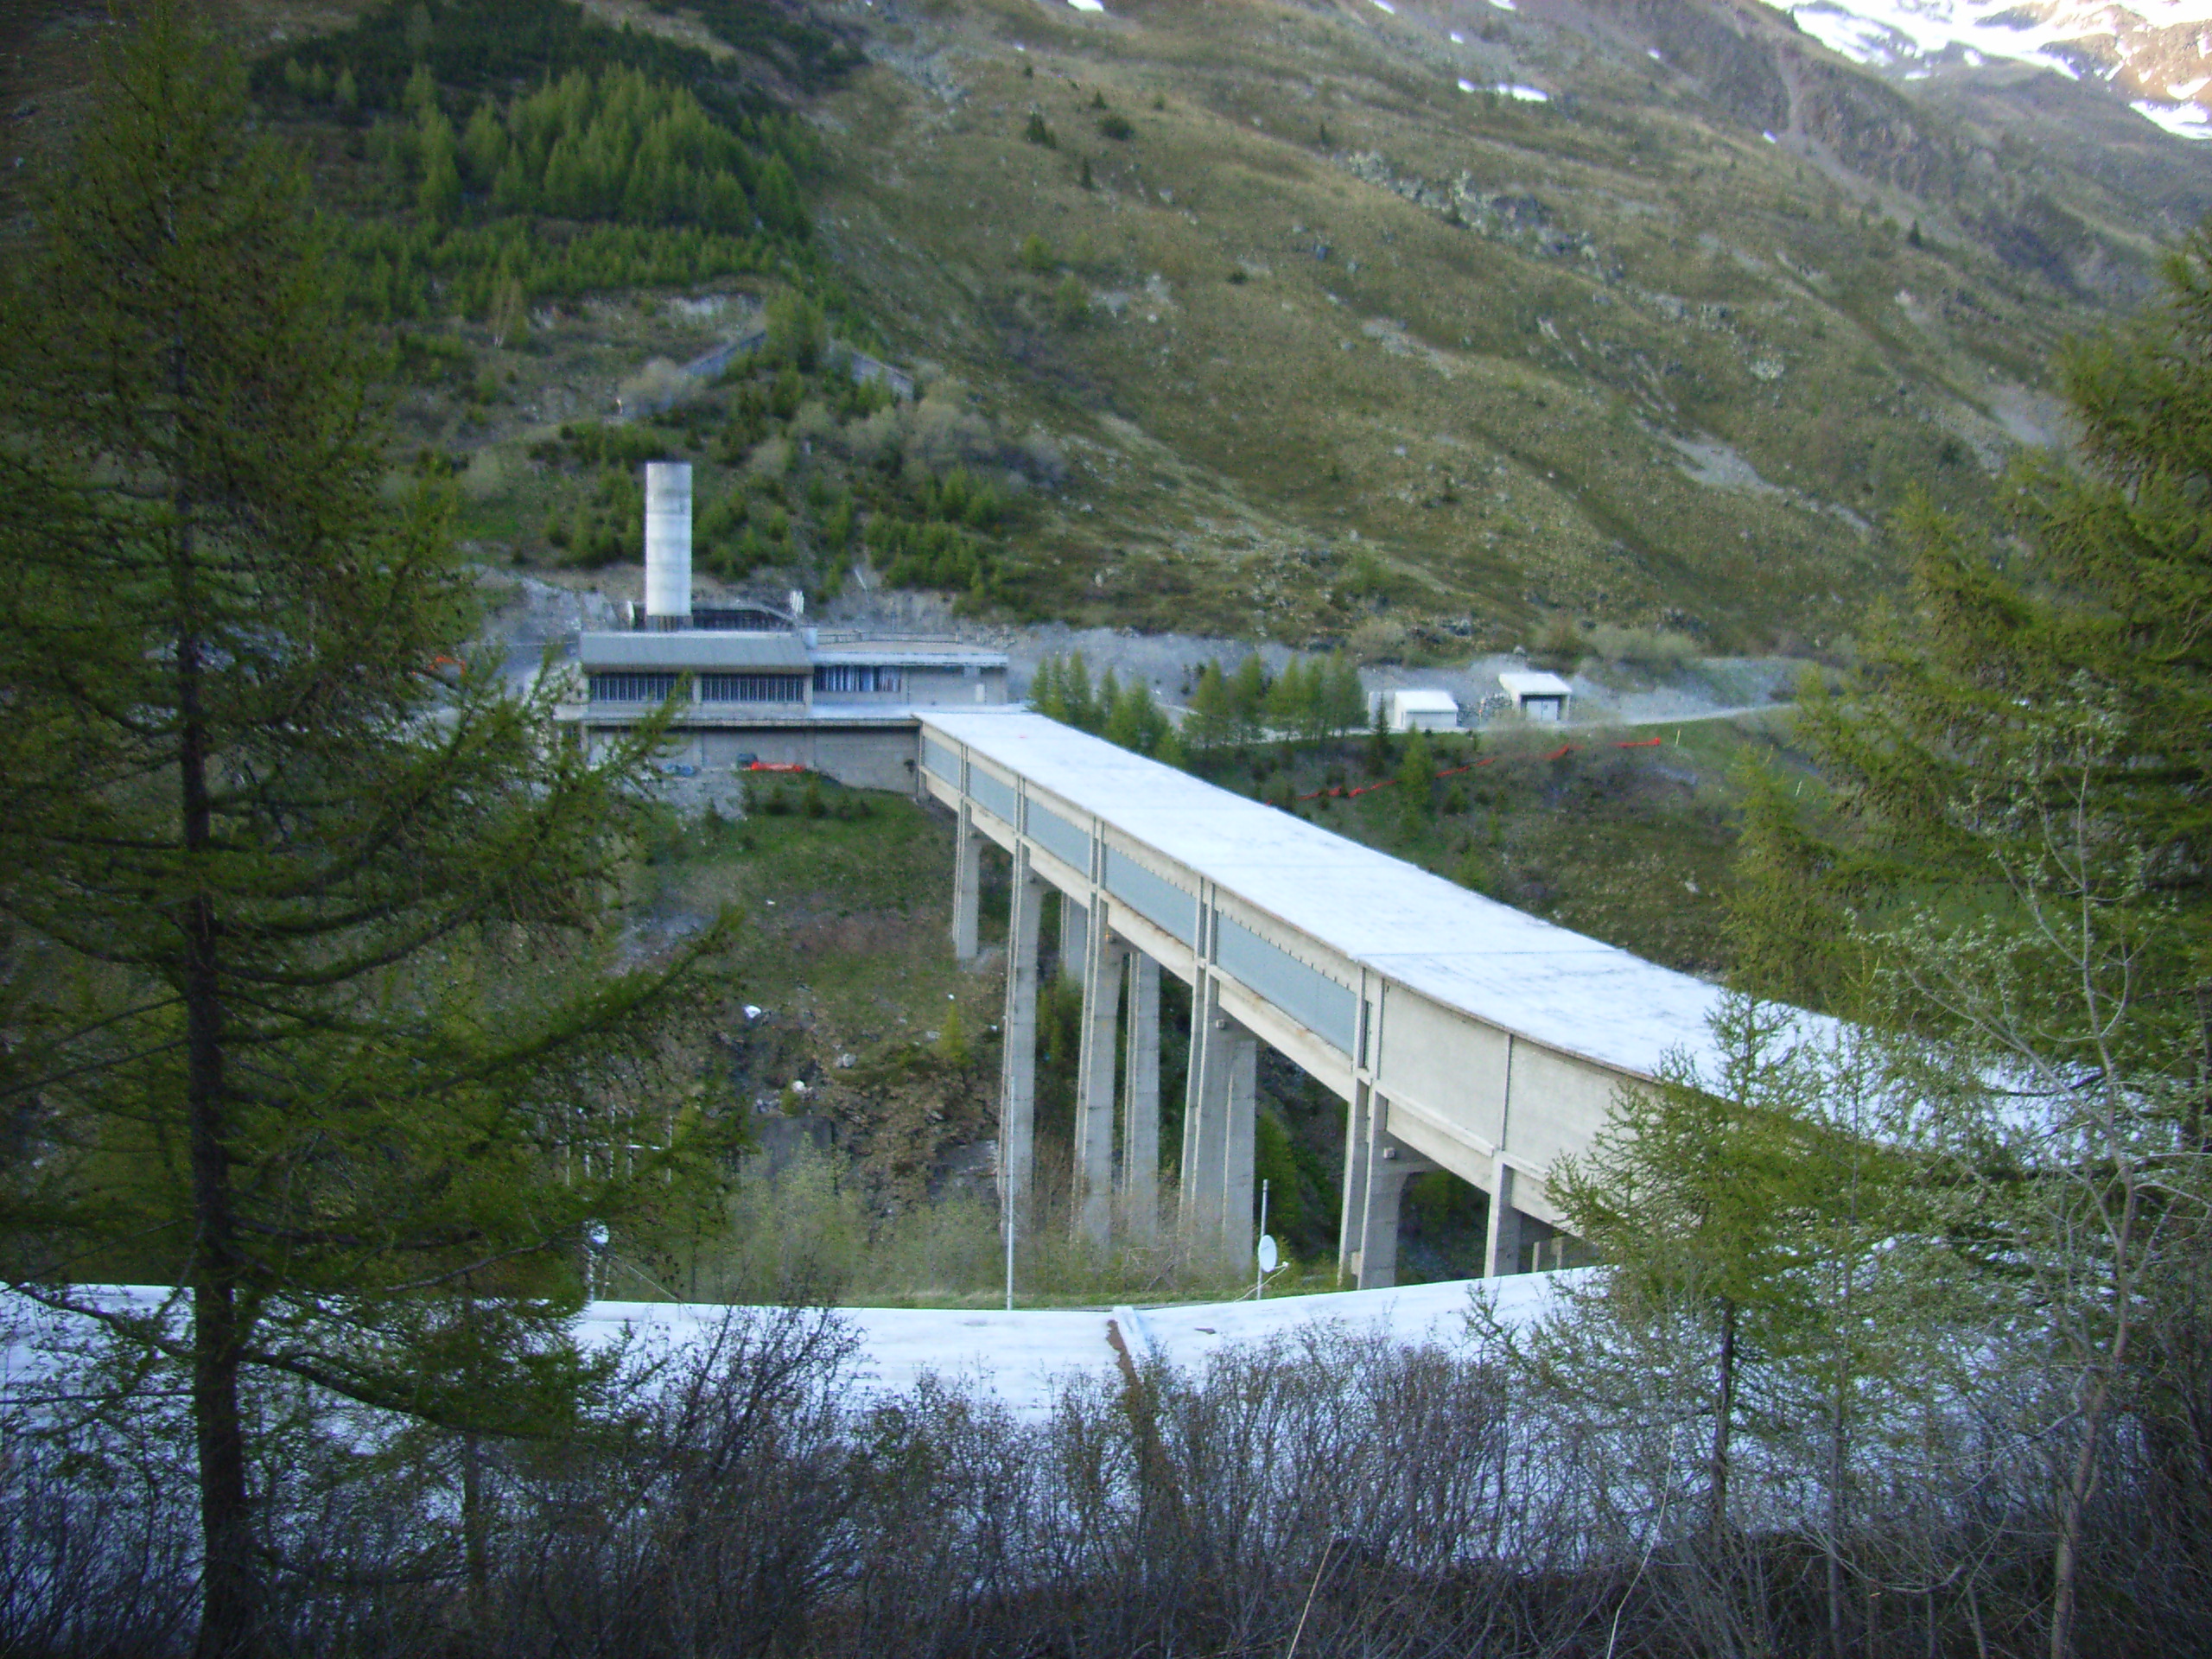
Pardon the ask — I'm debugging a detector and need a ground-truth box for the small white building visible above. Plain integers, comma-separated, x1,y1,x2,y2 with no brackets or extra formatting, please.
1386,689,1460,733
1497,671,1573,723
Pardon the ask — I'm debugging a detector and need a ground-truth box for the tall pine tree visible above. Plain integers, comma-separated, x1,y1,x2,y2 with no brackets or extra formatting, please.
1729,225,2212,1659
0,11,734,1653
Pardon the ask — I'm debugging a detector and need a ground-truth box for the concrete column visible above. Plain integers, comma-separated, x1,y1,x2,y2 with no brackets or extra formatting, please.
1122,951,1161,1242
952,801,981,962
1059,891,1087,982
1179,974,1230,1249
1353,1156,1417,1289
1222,1024,1257,1266
1338,1082,1376,1284
1484,1162,1527,1278
1179,976,1258,1266
1340,1090,1431,1288
998,848,1043,1235
1073,919,1126,1249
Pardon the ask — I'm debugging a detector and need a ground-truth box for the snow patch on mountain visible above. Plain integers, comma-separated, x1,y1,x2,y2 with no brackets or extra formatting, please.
1779,0,2212,138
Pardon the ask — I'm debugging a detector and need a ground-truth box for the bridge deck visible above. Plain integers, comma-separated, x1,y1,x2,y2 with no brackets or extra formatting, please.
922,708,1727,1082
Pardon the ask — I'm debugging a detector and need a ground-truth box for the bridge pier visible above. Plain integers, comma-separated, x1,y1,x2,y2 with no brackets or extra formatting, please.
1484,1165,1549,1276
1338,1085,1436,1288
1058,891,1087,982
952,802,982,962
1073,921,1127,1249
1122,950,1161,1241
997,847,1044,1236
1179,974,1257,1265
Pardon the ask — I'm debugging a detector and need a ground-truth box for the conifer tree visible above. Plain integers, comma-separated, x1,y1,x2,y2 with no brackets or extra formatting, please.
1395,728,1434,829
1366,696,1395,775
1155,719,1189,770
0,12,734,1652
1059,650,1097,732
1549,999,1836,1535
1185,661,1233,751
1105,677,1166,754
1264,656,1312,747
1028,653,1062,720
1324,650,1366,746
1728,225,2212,1659
1230,652,1269,747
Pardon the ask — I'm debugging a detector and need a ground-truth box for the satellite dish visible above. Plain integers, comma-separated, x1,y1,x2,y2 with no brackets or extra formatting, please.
1256,1235,1279,1274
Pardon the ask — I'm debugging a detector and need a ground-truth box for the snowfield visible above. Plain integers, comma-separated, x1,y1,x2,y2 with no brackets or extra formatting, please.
1782,0,2212,138
4,1275,1581,1423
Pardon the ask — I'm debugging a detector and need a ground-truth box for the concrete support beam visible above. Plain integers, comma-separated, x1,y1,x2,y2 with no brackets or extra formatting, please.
1179,974,1230,1250
1179,975,1257,1264
1073,922,1127,1249
1122,951,1161,1242
1223,1024,1257,1266
1339,1087,1427,1288
1354,1160,1416,1289
952,802,982,963
1059,891,1088,982
1338,1081,1376,1285
998,848,1044,1236
1484,1163,1527,1278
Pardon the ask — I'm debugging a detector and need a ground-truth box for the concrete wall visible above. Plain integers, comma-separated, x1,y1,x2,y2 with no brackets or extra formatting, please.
1374,987,1510,1154
594,724,918,791
1501,1043,1618,1208
906,666,1007,707
810,728,918,791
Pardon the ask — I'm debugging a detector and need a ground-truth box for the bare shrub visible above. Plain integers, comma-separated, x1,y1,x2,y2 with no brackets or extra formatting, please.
9,1286,2210,1656
1586,622,1698,677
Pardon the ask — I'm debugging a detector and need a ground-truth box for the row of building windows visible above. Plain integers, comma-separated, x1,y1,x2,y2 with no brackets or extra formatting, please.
588,674,807,704
812,664,902,694
588,673,678,704
700,674,807,702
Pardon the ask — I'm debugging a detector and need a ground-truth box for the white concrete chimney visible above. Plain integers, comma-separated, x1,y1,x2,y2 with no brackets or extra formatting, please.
643,461,692,629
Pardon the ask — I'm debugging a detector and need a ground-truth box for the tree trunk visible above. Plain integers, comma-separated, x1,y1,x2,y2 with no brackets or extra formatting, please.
1708,1297,1737,1536
461,1294,489,1595
2049,1141,2142,1659
1827,1357,1847,1659
179,594,254,1659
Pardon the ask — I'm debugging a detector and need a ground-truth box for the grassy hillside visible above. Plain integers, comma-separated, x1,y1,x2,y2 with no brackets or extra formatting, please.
796,0,2171,646
7,0,2187,656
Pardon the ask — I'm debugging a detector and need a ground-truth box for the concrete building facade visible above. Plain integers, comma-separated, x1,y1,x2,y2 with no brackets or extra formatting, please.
562,626,1007,790
918,709,1786,1286
551,462,1009,788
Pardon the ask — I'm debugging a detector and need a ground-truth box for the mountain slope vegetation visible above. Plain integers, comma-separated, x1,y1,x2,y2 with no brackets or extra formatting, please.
7,0,2204,649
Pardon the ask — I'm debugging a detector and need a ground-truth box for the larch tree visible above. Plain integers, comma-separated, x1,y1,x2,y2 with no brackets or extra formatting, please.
0,10,736,1655
1730,226,2212,1659
1549,997,1836,1538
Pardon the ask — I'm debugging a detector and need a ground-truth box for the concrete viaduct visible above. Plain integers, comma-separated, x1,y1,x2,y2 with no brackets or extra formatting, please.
917,709,1738,1285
